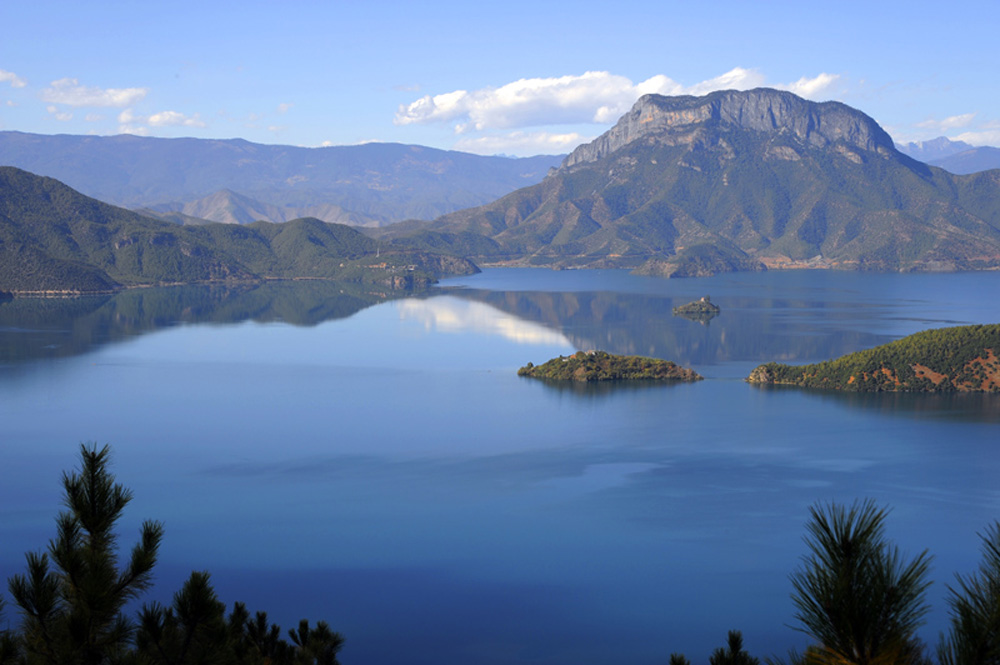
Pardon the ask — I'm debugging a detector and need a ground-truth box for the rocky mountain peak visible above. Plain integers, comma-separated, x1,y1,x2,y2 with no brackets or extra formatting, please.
562,88,897,169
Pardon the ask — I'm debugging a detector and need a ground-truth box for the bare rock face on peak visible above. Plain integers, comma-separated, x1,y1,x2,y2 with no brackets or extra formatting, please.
389,88,1000,276
563,89,895,169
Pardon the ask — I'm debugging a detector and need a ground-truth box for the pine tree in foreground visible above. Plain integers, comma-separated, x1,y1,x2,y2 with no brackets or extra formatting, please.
8,443,163,665
4,443,345,665
788,499,932,665
938,521,1000,665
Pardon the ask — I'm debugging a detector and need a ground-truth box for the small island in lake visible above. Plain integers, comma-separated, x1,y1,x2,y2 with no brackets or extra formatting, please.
747,324,1000,392
519,350,703,383
672,295,721,323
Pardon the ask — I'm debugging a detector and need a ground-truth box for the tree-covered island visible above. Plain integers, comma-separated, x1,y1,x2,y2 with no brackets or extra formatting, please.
747,323,1000,392
518,350,703,382
672,295,721,316
672,295,721,324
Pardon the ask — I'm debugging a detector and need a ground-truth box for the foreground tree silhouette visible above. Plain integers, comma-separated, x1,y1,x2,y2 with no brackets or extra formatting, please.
938,521,1000,665
134,571,230,664
0,596,20,664
8,443,163,664
710,631,760,665
4,444,344,665
789,499,932,665
669,630,759,665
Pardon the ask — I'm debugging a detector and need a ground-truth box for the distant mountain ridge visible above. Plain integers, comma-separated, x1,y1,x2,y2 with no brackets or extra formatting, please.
896,136,1000,174
141,189,376,227
0,167,477,294
0,131,563,226
387,88,1000,275
895,136,974,162
929,146,1000,175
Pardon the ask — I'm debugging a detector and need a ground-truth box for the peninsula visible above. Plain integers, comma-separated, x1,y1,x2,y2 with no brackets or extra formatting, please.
519,350,703,382
747,324,1000,392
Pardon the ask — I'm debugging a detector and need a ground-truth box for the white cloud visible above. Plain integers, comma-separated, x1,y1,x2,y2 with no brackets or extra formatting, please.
118,124,149,136
454,130,592,156
116,108,206,133
396,72,656,131
117,109,147,135
46,105,73,122
953,128,1000,147
148,110,206,127
778,73,841,99
5,100,15,107
684,67,766,96
84,113,104,122
243,112,262,128
277,102,293,114
396,68,844,133
42,78,147,107
916,113,977,132
0,69,27,88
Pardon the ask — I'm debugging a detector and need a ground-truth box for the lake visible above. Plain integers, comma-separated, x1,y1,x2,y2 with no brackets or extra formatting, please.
1,269,998,664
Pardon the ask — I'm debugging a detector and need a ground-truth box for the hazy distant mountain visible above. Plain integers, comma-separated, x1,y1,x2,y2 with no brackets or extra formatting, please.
0,167,476,294
896,136,1000,174
928,146,1000,175
895,136,974,162
0,132,563,225
896,136,1000,175
387,89,1000,275
143,188,379,226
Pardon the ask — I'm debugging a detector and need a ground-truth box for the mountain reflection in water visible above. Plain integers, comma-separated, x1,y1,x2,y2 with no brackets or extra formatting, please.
0,281,400,366
1,268,999,664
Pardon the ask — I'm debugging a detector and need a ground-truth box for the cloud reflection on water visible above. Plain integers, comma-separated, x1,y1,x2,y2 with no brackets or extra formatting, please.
395,296,574,347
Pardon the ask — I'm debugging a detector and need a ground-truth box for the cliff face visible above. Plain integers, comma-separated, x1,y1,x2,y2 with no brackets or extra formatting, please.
562,88,896,168
399,88,1000,274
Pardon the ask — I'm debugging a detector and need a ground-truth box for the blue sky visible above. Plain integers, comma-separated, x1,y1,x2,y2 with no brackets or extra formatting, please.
1,0,998,156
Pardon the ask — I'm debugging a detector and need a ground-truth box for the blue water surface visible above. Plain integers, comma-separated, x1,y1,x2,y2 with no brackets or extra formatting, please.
1,269,998,664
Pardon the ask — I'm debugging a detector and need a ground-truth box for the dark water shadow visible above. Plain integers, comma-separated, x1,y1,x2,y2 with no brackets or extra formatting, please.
749,383,1000,423
516,376,688,397
0,281,417,367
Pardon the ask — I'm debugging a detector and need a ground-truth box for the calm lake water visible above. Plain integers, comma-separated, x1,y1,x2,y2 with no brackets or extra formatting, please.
1,269,999,664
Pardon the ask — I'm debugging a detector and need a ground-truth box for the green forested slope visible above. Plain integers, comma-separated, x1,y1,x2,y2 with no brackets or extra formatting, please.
0,167,477,293
747,324,1000,392
518,350,703,382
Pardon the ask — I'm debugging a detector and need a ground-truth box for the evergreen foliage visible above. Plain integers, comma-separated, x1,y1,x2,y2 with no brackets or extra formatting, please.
710,631,760,665
7,444,163,664
669,630,760,665
938,522,1000,665
2,444,343,665
789,499,932,665
747,324,1000,392
517,350,703,382
672,296,721,316
0,597,18,665
3,450,998,664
